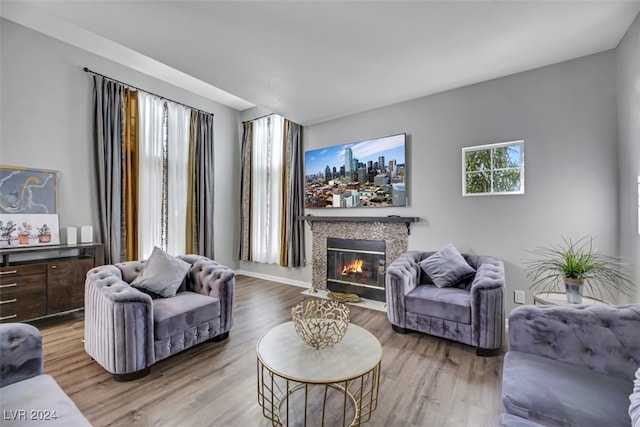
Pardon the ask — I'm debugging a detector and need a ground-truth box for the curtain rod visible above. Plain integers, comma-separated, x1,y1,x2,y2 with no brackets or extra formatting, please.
83,67,214,116
242,113,277,124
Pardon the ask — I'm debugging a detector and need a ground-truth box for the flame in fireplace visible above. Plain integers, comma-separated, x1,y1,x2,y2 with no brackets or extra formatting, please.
341,259,364,276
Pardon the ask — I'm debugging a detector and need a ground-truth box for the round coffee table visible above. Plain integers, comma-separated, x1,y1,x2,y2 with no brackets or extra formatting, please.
256,321,382,426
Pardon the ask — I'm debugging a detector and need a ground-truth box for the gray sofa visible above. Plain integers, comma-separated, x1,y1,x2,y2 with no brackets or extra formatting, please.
0,323,92,426
385,250,505,355
502,304,640,427
84,254,235,381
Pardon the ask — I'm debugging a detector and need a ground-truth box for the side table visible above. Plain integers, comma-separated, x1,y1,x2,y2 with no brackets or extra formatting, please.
533,291,611,306
256,321,382,426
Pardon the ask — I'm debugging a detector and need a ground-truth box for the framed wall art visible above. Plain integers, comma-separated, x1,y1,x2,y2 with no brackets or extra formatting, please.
0,165,60,214
0,213,60,247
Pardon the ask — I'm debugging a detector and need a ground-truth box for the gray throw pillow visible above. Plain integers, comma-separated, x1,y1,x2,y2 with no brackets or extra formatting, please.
419,243,476,288
131,247,190,298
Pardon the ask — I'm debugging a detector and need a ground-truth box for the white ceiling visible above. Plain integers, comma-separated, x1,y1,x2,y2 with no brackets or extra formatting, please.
2,1,639,125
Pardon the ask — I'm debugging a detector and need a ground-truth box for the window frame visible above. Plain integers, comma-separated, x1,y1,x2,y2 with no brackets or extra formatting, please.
462,140,525,196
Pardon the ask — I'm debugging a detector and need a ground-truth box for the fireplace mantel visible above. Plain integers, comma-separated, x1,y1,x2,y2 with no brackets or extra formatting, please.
299,215,419,234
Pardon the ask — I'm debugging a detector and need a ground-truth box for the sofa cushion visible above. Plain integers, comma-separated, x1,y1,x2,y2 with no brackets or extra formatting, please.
152,291,220,340
419,244,476,288
405,285,471,324
0,374,92,426
131,246,191,298
503,351,632,427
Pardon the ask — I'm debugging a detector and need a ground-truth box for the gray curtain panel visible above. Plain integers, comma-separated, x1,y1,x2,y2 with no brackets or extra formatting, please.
282,120,306,267
92,76,124,264
194,111,215,259
239,121,252,262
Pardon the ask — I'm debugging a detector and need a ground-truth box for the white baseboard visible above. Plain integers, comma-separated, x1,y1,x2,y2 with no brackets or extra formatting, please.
235,270,310,289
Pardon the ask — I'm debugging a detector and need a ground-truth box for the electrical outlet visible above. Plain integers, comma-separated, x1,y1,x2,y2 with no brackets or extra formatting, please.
514,290,525,304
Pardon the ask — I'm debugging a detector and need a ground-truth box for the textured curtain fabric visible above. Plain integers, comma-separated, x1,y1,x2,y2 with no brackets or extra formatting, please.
166,102,191,256
239,121,253,261
251,115,284,264
186,112,198,254
123,89,139,261
281,120,306,267
92,76,123,264
137,92,166,259
91,76,214,262
240,115,305,267
193,111,215,259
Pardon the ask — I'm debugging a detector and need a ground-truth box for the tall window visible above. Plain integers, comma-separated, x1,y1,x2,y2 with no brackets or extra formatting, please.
137,93,191,259
462,140,524,196
239,114,305,267
92,75,215,263
251,115,284,263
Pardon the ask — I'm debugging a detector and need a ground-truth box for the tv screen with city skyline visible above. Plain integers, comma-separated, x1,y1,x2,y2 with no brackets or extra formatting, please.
304,133,407,208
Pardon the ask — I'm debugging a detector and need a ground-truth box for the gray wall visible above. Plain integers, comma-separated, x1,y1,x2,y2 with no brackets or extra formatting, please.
241,51,622,313
616,12,640,303
0,19,241,269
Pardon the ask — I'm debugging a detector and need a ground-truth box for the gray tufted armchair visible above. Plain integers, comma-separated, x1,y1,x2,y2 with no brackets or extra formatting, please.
502,304,640,426
385,251,505,356
84,254,235,381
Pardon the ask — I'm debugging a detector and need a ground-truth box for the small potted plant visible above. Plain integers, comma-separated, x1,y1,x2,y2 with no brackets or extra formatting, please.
17,222,32,245
0,220,16,246
38,223,52,243
524,236,635,304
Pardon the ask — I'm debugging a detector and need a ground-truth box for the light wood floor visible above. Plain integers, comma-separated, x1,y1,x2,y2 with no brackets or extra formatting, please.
33,275,504,426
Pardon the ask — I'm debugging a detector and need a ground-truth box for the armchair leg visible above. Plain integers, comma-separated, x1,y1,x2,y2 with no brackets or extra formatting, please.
476,347,500,357
113,367,150,382
391,324,409,334
210,331,229,342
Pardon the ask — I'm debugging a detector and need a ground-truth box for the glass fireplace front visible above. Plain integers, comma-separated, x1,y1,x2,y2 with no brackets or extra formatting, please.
326,237,386,302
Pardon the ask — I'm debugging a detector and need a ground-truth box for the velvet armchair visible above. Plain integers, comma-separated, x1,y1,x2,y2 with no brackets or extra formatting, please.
385,249,505,356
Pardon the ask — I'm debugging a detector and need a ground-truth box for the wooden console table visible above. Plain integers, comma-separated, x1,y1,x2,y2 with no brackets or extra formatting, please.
0,243,104,322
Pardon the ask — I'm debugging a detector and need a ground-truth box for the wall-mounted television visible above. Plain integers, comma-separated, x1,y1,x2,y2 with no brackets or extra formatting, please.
304,133,407,208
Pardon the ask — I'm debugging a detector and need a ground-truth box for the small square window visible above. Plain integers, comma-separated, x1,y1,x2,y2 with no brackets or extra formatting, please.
462,140,524,196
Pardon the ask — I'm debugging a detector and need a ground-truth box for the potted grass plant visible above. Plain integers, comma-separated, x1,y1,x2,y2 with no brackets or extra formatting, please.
524,236,635,304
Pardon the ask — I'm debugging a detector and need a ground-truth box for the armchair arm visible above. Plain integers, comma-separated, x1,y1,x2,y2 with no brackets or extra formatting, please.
385,251,422,328
508,304,640,379
181,256,235,334
470,257,505,350
84,265,155,375
0,323,42,387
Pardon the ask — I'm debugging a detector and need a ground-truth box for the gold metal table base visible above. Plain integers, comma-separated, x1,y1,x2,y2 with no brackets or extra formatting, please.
257,359,380,426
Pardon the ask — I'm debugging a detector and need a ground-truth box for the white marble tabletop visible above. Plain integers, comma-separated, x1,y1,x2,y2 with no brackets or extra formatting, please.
256,321,382,383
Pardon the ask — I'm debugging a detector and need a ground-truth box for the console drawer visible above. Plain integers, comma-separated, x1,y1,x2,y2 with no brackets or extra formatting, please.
0,278,47,322
0,264,47,282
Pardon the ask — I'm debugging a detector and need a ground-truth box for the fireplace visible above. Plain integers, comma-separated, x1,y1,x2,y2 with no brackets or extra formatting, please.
302,215,417,303
326,237,386,302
